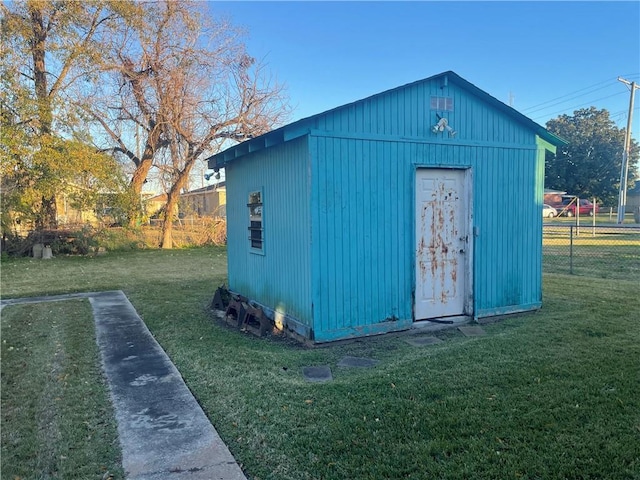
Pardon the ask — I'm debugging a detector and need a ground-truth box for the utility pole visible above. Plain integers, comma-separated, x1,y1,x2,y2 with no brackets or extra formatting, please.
616,77,639,224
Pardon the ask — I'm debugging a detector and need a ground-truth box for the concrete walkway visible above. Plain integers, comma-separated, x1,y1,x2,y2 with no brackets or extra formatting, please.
1,291,247,480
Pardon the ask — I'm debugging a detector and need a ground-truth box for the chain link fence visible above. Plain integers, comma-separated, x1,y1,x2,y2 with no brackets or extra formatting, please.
543,224,640,281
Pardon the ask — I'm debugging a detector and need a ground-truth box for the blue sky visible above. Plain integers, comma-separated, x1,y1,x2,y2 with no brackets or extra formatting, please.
209,1,640,139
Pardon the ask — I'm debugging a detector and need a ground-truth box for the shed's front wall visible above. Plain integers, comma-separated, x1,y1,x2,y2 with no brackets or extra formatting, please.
309,136,543,342
225,136,313,331
307,77,544,342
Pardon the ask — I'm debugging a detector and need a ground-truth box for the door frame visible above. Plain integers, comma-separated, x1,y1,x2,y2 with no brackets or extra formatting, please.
413,165,474,320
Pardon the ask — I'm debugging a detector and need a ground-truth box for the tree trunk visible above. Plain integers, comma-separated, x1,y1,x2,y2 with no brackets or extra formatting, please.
35,195,58,230
160,191,179,249
159,161,195,249
41,196,57,230
127,155,154,226
30,4,58,229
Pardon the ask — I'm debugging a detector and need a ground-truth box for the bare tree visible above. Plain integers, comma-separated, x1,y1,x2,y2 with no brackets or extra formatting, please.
157,48,289,248
88,1,289,241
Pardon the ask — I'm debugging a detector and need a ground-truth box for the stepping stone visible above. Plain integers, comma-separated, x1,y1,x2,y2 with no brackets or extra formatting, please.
458,325,487,337
302,366,333,383
404,336,444,347
337,356,380,368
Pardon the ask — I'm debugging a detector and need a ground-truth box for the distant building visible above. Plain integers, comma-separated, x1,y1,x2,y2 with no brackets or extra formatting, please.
145,183,226,220
180,183,226,218
145,193,168,219
627,182,640,212
543,188,566,206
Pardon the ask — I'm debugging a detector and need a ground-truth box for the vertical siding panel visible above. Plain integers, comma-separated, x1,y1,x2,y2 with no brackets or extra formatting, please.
364,100,371,132
316,136,328,332
485,147,493,308
417,85,423,138
474,149,488,308
358,140,365,321
349,104,357,132
483,147,491,309
337,139,348,331
486,147,495,308
362,141,373,322
398,141,407,317
347,139,357,326
375,139,383,319
323,139,333,333
391,142,400,317
377,140,389,322
355,140,366,324
328,138,340,332
326,139,335,333
387,141,395,317
385,93,391,134
415,85,421,138
406,86,413,137
506,148,515,303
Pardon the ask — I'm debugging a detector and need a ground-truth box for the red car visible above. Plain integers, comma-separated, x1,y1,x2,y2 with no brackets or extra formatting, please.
555,197,598,217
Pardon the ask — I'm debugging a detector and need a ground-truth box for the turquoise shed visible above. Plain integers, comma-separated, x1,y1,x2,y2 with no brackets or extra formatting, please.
208,71,565,343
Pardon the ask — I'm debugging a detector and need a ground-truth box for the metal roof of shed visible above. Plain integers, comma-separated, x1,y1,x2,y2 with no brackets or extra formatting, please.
208,71,566,170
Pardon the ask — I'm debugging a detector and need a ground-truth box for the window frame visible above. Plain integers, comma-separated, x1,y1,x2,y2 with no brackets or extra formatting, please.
247,189,264,254
430,95,454,112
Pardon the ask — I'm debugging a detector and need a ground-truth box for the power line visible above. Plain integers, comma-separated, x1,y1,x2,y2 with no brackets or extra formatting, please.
521,73,640,114
521,78,617,113
531,91,628,121
610,105,640,124
524,84,617,115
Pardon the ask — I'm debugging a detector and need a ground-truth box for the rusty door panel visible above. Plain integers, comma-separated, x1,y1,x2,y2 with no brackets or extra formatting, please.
415,169,467,319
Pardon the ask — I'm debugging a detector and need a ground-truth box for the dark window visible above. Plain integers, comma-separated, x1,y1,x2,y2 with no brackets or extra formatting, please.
248,191,263,251
430,96,454,111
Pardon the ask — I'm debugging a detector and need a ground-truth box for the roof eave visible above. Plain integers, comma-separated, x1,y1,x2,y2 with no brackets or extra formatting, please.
443,71,567,148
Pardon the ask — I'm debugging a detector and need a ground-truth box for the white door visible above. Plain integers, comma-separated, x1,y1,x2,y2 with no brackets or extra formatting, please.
415,169,468,319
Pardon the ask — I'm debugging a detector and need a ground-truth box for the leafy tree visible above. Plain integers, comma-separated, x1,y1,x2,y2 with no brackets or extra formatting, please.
545,107,639,206
0,0,137,230
1,132,130,233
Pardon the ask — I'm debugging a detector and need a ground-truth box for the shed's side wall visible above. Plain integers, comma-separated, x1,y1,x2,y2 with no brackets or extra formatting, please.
225,136,312,327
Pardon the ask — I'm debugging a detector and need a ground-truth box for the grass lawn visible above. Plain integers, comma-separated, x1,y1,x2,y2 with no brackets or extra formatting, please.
1,300,123,479
2,247,639,479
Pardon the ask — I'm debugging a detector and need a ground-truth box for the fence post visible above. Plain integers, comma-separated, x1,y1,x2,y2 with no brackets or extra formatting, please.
592,197,596,236
569,225,574,275
576,197,580,235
